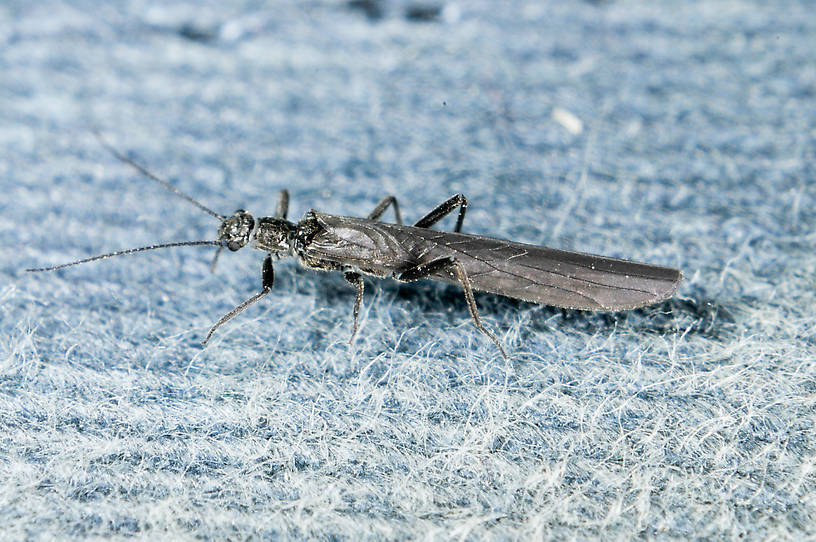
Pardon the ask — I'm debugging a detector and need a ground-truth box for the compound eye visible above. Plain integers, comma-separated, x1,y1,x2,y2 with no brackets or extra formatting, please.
227,241,242,251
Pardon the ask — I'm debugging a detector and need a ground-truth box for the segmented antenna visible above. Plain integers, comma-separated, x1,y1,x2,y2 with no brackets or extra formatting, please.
92,129,225,220
26,241,222,273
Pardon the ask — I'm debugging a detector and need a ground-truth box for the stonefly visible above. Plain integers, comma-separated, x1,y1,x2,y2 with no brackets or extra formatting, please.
28,134,682,358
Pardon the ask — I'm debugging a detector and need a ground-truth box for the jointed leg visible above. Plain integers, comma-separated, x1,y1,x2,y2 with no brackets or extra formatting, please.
276,189,290,219
343,271,364,343
414,193,468,233
397,256,507,359
368,195,403,224
210,246,224,272
203,256,275,345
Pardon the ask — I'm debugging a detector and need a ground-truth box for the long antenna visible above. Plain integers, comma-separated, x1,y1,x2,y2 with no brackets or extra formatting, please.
26,241,222,273
92,129,225,220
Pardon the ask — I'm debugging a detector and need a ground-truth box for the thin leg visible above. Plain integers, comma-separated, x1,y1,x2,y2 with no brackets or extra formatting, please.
202,256,274,345
343,271,364,343
397,256,507,359
413,193,468,233
276,190,290,219
367,195,403,224
210,246,224,272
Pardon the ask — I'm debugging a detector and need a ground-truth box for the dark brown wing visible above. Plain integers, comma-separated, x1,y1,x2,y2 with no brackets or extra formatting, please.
307,213,682,311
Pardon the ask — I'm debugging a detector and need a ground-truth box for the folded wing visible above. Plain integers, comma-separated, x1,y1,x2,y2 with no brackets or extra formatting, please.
395,226,682,311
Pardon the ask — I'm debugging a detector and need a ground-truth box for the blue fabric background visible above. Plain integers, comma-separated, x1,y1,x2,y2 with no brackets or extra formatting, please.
2,0,814,539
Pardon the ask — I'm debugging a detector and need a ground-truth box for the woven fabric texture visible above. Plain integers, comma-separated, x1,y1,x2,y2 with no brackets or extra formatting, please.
1,1,814,539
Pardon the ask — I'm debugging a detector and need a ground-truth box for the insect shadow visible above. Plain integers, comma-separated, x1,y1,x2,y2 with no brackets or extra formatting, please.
522,288,733,340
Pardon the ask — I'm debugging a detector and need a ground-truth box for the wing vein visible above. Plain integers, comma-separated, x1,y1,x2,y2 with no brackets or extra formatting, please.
437,239,660,296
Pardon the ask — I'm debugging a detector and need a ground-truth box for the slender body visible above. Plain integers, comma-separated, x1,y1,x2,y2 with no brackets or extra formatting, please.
28,135,683,358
